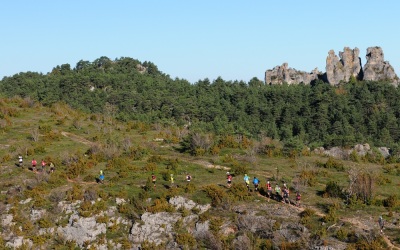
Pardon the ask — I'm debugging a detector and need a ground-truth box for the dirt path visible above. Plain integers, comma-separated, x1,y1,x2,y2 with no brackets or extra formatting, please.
61,131,94,146
66,178,98,185
191,160,230,171
58,131,399,248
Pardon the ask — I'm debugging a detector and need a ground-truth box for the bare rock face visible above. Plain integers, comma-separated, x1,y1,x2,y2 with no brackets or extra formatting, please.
363,46,399,85
326,47,362,85
57,214,107,247
265,63,320,85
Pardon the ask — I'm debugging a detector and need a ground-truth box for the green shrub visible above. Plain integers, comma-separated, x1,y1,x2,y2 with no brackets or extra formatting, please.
228,183,252,201
203,184,227,207
175,232,196,249
38,218,53,228
383,195,398,208
336,228,348,241
299,170,317,187
230,164,249,176
324,181,342,198
184,183,196,194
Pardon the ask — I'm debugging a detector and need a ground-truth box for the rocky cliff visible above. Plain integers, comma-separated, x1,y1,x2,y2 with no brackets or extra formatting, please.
265,63,320,85
265,46,398,86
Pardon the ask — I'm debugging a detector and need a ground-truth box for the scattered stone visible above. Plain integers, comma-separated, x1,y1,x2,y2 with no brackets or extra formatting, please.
1,214,13,227
30,209,46,221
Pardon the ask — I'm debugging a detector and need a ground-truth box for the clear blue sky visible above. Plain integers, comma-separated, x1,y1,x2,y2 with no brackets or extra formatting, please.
1,1,399,83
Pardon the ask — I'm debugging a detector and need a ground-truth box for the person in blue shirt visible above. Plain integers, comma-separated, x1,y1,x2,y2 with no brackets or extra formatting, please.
253,177,260,191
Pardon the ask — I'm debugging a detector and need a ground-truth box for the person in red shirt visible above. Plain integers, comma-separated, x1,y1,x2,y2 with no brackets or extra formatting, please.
31,158,37,171
226,172,232,188
266,181,272,201
41,159,46,171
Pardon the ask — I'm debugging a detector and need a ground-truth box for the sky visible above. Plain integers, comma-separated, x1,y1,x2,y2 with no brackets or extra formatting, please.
1,1,399,84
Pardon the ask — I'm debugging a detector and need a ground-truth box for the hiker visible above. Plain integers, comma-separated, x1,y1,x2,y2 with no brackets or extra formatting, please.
378,215,384,233
295,191,301,207
31,158,37,171
282,186,290,204
226,172,232,188
41,159,46,171
99,170,104,184
275,184,282,202
266,181,273,201
170,174,174,186
151,173,157,187
244,174,250,191
18,156,23,167
253,176,260,191
49,162,55,173
186,173,192,182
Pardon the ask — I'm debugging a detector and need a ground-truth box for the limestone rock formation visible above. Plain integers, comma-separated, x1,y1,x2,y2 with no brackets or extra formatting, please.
265,63,320,85
325,47,362,85
363,46,399,85
57,214,107,247
265,46,398,86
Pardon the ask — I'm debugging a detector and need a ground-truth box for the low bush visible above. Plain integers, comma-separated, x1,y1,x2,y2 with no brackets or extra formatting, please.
323,181,342,198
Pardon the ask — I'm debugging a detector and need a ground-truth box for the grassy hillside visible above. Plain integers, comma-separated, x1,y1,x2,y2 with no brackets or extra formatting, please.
1,96,400,249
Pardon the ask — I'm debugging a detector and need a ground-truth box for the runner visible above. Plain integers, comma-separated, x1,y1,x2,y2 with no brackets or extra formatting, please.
253,176,260,191
266,181,272,201
99,170,104,184
31,158,37,171
41,159,46,171
226,172,232,188
49,162,55,173
378,215,384,234
243,174,250,191
18,156,23,167
186,173,192,182
151,173,157,188
295,191,301,207
282,186,290,204
170,174,174,187
275,184,282,202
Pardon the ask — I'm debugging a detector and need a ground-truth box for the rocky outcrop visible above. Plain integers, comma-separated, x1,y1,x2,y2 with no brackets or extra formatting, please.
363,46,399,85
313,143,390,160
265,63,320,85
169,196,211,213
57,214,107,247
326,47,362,85
265,46,398,86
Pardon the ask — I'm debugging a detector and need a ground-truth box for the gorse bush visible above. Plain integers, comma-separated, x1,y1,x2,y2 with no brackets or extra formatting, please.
203,184,227,207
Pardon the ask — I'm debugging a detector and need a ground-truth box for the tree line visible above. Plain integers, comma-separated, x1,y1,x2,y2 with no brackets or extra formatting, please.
1,56,400,152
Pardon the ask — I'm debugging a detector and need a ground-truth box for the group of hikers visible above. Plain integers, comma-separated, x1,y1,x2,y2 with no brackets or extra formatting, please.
233,172,301,207
17,156,55,173
19,155,389,234
149,173,192,188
